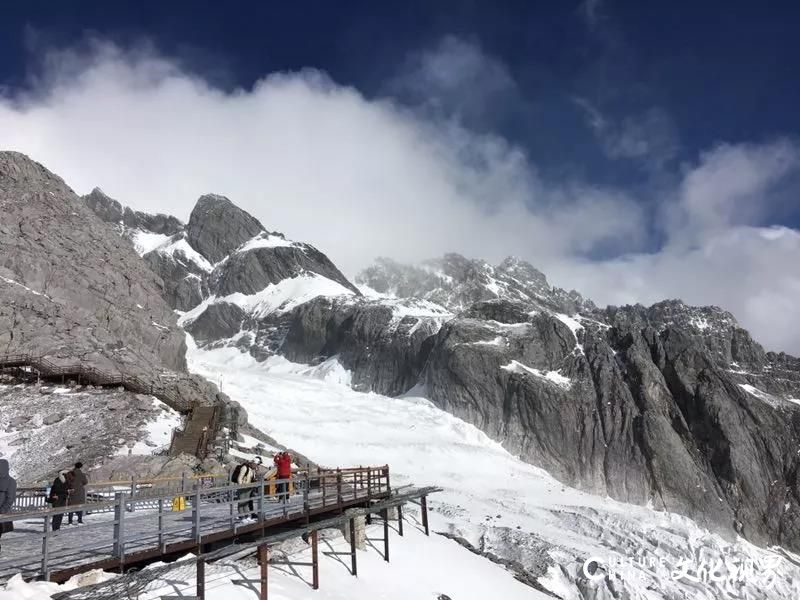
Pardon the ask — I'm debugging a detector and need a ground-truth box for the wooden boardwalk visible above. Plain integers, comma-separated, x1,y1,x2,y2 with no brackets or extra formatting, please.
0,466,393,583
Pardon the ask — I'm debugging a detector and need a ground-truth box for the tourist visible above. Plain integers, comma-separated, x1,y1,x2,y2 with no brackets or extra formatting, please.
273,451,292,503
0,459,17,553
232,456,262,521
49,470,73,531
68,462,89,525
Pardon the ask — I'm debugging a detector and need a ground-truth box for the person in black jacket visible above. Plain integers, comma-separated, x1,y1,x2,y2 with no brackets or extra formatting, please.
49,470,73,531
0,459,16,554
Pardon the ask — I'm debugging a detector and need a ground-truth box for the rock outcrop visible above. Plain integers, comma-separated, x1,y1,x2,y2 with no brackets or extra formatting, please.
186,194,264,264
0,152,186,373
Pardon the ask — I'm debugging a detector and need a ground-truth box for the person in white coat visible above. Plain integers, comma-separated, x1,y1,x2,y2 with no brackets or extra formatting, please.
232,456,263,521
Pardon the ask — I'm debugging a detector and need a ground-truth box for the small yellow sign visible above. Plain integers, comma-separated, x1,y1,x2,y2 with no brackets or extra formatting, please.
171,496,187,511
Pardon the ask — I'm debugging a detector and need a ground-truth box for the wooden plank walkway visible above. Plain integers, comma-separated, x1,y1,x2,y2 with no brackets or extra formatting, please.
0,466,391,583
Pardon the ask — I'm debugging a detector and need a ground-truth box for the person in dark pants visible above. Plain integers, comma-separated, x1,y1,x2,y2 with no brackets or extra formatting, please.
49,470,73,531
68,462,89,525
232,457,262,521
0,459,17,554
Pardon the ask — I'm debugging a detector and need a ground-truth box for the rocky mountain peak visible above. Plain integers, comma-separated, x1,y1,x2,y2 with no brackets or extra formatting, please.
187,194,265,263
0,151,71,197
357,253,592,315
84,187,184,237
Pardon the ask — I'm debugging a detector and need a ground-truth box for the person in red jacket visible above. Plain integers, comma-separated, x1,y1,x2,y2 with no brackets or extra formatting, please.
274,451,292,503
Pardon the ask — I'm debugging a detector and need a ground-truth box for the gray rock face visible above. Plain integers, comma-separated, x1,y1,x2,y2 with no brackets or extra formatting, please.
186,194,265,264
212,245,360,296
423,300,800,549
142,235,210,312
84,187,183,236
0,152,187,374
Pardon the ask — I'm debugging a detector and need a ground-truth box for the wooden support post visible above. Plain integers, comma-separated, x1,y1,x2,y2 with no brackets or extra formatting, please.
311,530,320,590
398,504,404,537
196,557,206,600
258,543,269,600
382,508,390,562
421,495,430,536
349,518,358,577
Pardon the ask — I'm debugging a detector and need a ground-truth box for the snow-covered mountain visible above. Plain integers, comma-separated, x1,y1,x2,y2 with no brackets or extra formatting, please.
82,186,800,564
357,253,595,315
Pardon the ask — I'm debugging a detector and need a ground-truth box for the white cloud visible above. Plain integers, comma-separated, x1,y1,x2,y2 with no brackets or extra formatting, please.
670,140,800,244
387,35,522,125
0,39,642,273
553,140,800,354
575,98,679,167
1,38,799,354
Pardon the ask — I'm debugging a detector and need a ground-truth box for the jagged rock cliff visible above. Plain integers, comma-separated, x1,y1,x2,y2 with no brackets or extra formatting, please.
0,153,261,484
81,180,800,552
0,153,186,373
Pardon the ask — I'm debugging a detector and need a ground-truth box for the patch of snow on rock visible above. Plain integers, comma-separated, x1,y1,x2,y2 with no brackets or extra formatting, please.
501,360,572,389
131,230,171,256
236,232,296,252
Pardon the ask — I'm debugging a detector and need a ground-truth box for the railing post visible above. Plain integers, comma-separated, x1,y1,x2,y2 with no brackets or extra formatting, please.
192,483,202,545
303,473,310,520
258,477,265,522
41,515,51,581
158,498,165,551
129,476,137,512
384,466,390,496
336,468,343,511
113,492,127,559
367,469,372,504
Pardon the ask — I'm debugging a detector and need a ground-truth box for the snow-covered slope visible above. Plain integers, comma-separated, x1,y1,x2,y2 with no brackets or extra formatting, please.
0,381,183,482
185,341,800,599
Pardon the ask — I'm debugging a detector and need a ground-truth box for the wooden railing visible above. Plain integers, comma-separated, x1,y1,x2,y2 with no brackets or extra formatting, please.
0,353,190,412
1,465,394,581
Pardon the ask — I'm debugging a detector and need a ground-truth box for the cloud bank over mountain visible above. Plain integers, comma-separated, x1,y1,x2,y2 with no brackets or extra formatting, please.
1,38,799,353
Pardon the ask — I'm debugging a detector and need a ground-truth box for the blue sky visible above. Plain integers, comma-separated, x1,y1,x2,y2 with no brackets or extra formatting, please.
3,1,800,197
1,1,799,352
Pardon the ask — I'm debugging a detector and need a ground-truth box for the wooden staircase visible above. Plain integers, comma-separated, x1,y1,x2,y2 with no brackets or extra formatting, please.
170,405,219,459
